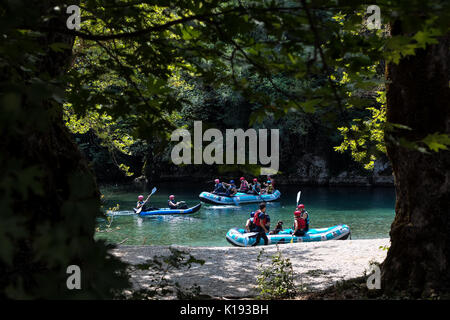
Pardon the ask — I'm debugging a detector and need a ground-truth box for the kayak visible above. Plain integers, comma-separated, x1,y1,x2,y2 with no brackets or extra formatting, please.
225,224,351,247
133,203,202,216
199,190,281,205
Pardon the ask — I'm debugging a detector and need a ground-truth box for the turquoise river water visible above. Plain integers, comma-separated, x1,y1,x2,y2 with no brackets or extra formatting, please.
96,183,395,247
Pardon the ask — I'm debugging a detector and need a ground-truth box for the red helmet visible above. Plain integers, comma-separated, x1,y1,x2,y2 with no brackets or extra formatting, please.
294,210,302,217
214,179,220,183
169,195,175,200
297,204,305,209
253,178,258,182
138,195,144,201
240,177,245,180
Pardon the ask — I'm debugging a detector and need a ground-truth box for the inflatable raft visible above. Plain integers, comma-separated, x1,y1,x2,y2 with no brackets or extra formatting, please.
133,203,202,216
199,190,281,205
225,224,351,247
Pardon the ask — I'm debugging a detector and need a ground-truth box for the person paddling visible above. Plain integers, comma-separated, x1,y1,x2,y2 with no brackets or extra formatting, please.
136,195,146,209
136,194,154,212
223,180,238,196
168,195,188,209
250,178,261,195
212,179,227,195
252,202,269,246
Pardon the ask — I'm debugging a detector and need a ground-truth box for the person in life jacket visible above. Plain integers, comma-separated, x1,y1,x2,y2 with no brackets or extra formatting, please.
262,180,274,194
245,212,256,233
168,195,188,209
252,202,269,246
223,180,238,196
212,179,227,195
136,194,155,212
268,176,275,189
292,210,307,236
297,204,309,231
136,195,145,209
238,177,249,193
250,178,261,194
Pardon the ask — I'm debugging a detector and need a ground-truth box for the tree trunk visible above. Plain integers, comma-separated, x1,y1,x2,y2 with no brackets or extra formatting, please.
0,1,129,298
382,21,450,297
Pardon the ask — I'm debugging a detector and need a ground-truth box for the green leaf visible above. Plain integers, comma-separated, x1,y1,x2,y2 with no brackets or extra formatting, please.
300,99,321,113
421,132,450,152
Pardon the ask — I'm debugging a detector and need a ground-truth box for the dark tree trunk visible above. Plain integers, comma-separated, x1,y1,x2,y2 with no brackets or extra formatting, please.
0,1,129,298
382,21,450,297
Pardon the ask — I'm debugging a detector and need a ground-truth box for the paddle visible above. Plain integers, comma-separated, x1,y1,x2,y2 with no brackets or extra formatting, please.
231,195,239,206
226,184,239,206
291,190,302,240
135,187,157,214
252,183,264,202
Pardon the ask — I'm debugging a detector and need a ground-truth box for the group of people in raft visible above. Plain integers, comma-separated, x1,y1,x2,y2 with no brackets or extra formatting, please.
244,202,310,246
135,176,275,212
212,176,275,197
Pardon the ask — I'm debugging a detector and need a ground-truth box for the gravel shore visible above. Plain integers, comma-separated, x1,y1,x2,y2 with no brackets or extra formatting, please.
113,238,390,298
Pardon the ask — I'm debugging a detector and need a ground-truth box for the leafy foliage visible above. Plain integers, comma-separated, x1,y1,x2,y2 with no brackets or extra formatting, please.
256,247,300,299
335,91,386,170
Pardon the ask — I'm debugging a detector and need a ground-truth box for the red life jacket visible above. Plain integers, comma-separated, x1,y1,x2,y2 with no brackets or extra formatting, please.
295,216,306,230
240,181,249,192
253,210,266,227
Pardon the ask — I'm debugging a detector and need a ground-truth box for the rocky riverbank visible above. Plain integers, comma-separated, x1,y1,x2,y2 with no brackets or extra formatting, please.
113,238,390,299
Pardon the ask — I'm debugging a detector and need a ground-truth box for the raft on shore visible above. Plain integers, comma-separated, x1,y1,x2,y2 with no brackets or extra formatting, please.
199,190,281,205
226,224,351,247
133,203,202,216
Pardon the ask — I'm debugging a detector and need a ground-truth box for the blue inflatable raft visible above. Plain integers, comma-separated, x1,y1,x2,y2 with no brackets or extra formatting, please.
199,190,281,205
133,203,202,216
225,224,351,247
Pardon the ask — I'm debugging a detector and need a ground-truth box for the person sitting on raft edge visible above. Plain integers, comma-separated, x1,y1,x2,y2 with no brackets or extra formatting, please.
168,195,188,209
269,220,283,235
297,203,309,231
238,176,249,193
136,194,156,212
252,202,269,246
137,195,145,209
245,212,256,233
223,180,238,196
292,209,307,236
249,178,261,195
211,178,227,195
262,180,274,194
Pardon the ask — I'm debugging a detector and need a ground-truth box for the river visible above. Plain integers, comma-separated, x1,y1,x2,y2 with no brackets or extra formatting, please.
96,183,395,246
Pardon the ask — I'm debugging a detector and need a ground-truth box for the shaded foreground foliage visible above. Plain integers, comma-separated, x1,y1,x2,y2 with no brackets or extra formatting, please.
124,247,206,300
